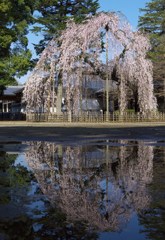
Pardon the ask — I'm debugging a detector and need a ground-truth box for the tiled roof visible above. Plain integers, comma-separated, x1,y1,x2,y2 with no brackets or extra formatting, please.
3,86,24,96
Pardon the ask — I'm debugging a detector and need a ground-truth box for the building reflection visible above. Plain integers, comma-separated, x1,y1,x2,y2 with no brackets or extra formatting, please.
25,141,154,231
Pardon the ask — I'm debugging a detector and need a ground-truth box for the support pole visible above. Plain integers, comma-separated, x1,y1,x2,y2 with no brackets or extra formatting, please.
52,74,55,113
105,29,109,122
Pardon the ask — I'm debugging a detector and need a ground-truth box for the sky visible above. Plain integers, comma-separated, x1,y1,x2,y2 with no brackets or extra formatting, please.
99,0,148,29
19,0,149,84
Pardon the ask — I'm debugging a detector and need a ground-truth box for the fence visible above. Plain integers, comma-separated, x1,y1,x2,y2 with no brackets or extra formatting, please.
26,111,165,123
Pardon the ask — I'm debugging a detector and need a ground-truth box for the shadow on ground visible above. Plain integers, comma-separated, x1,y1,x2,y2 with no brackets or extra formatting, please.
0,125,165,143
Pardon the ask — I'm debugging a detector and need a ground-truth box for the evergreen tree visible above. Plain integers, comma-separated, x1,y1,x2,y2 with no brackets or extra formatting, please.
33,0,100,54
0,0,99,86
138,0,165,110
0,0,35,86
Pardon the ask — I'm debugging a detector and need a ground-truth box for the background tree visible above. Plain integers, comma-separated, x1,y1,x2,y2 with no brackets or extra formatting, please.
138,0,165,111
0,0,99,88
33,0,99,54
0,0,35,87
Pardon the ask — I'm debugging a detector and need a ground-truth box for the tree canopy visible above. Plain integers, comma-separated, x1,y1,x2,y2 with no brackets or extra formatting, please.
33,0,100,54
0,0,99,86
138,0,165,103
0,0,35,86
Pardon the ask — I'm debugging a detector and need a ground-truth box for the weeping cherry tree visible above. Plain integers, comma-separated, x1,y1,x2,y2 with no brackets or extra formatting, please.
23,12,157,116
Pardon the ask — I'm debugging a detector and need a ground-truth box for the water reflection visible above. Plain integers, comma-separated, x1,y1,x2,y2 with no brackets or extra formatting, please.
24,141,153,232
1,140,165,239
0,143,40,240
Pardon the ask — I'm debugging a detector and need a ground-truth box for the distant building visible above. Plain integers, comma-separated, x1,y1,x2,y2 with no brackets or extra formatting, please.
0,86,24,113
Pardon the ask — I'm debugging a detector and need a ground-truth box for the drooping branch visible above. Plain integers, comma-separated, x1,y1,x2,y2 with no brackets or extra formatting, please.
23,40,59,112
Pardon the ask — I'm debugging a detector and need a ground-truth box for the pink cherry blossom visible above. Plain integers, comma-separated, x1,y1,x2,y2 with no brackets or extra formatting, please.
23,12,157,116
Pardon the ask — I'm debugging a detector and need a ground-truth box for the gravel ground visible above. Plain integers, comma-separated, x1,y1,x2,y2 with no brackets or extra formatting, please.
0,121,165,143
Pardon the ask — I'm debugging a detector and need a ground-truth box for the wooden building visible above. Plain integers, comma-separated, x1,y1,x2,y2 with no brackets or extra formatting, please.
0,86,24,113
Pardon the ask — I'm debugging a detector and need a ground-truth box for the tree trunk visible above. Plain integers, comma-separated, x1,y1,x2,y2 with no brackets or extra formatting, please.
134,90,139,113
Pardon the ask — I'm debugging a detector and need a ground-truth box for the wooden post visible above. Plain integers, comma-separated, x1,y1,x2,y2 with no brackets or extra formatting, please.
105,28,109,122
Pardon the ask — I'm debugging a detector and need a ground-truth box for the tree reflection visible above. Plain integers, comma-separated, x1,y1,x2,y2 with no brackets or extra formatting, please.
25,141,154,233
0,146,35,240
138,145,165,240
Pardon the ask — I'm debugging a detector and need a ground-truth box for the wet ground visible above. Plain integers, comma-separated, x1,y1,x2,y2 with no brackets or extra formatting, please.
0,122,165,143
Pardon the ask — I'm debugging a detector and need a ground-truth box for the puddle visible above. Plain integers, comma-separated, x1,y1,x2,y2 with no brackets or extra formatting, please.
0,140,165,239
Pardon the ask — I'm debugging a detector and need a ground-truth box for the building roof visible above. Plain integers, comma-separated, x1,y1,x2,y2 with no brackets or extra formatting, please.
3,86,24,96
